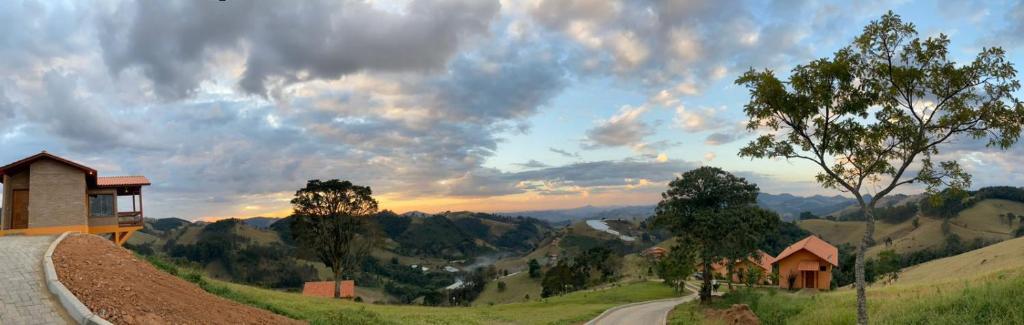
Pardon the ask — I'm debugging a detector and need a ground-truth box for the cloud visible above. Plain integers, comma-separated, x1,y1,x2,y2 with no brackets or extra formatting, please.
583,105,653,148
675,106,726,132
97,0,501,98
444,158,698,197
550,147,581,158
514,160,550,169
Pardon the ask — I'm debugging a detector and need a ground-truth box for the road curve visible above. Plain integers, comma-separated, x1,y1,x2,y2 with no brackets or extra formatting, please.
586,289,698,325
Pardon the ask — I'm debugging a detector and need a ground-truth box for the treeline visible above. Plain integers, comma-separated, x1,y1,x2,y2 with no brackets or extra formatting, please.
132,219,319,289
921,186,1024,218
540,247,622,297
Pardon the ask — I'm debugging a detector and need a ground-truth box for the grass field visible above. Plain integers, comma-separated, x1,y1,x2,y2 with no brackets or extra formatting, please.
668,236,1024,324
144,252,680,325
799,198,1020,258
473,271,543,305
203,278,677,325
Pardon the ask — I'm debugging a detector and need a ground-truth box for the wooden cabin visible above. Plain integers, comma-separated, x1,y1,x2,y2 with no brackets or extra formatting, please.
0,151,149,245
772,235,838,290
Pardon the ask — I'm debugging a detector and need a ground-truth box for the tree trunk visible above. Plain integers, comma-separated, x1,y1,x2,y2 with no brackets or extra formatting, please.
333,268,342,299
701,258,712,303
855,206,876,325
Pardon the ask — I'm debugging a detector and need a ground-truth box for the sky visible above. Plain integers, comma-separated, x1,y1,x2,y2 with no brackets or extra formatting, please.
0,0,1022,220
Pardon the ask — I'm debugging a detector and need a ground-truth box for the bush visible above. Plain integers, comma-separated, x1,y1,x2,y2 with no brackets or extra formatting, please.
497,281,507,292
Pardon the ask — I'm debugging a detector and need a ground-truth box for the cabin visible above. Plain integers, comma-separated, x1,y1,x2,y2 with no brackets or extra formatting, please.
772,235,838,290
0,151,149,245
704,250,774,285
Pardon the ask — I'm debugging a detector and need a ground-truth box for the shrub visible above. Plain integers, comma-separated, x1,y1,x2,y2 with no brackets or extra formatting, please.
497,281,507,292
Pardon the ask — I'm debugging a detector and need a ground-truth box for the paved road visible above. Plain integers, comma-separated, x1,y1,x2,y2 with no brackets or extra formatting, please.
0,235,71,325
587,286,699,325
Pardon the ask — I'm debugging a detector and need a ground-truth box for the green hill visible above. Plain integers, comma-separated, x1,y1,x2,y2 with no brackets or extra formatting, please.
671,236,1024,324
798,198,1022,258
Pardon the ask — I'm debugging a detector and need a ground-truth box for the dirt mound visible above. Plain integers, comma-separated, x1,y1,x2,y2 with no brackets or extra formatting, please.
705,304,760,325
53,233,304,325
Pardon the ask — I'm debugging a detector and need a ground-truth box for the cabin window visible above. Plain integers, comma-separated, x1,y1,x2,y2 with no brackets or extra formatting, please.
89,194,115,217
820,265,827,272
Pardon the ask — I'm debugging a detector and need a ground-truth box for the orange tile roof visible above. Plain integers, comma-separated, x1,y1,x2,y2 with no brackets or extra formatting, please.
97,176,151,187
302,281,355,298
772,235,839,266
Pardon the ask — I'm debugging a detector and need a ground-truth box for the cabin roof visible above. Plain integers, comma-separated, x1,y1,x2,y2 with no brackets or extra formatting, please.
0,151,97,180
97,176,151,187
772,235,839,266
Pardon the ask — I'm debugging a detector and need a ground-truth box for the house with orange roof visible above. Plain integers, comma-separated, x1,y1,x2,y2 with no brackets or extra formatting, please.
0,151,149,245
772,235,839,290
704,250,774,285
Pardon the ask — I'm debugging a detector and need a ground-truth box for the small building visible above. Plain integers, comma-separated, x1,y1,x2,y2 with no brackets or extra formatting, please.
704,250,774,285
302,280,355,298
0,151,149,245
642,246,668,260
772,235,839,290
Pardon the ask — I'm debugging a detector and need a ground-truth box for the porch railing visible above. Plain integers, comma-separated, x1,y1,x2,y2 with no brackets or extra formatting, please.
117,211,144,227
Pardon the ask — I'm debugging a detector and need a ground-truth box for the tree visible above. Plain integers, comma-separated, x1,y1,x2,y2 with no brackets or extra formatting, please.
290,179,380,298
654,244,696,293
497,281,507,292
874,250,902,284
528,259,541,278
653,167,780,303
735,12,1023,324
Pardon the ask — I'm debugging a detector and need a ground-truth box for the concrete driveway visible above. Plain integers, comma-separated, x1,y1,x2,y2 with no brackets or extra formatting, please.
0,235,71,324
586,284,700,325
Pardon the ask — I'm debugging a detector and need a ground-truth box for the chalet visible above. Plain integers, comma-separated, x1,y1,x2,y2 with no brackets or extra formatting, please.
772,235,838,290
0,151,149,245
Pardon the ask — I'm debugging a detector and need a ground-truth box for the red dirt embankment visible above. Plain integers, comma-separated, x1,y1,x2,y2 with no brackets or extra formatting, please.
52,233,304,325
704,304,761,325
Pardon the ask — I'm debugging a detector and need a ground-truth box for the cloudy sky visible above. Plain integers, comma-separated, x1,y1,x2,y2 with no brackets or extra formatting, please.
1,0,1022,220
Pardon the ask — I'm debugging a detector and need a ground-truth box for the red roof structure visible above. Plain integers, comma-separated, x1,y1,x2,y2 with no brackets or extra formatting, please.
0,151,96,180
97,176,152,187
302,281,355,298
772,235,839,266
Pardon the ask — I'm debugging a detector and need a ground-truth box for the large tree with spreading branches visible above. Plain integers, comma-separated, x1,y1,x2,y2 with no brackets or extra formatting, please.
290,179,380,298
653,166,779,303
735,12,1023,324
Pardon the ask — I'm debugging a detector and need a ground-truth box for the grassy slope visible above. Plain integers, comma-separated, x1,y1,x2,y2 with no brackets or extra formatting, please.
473,271,542,305
798,199,1021,258
669,236,1024,325
207,278,676,325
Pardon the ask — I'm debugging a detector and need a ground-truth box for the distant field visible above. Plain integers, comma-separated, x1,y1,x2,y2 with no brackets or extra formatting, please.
799,198,1020,258
669,236,1024,324
204,278,677,325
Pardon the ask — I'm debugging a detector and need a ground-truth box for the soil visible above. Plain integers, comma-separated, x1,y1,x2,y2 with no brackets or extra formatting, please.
52,233,305,325
704,304,761,325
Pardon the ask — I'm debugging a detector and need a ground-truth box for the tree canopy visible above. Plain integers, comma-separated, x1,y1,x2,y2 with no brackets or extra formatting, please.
735,11,1023,324
654,166,779,302
290,179,380,298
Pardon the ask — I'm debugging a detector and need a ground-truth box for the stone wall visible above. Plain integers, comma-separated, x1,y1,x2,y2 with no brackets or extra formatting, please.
28,159,87,228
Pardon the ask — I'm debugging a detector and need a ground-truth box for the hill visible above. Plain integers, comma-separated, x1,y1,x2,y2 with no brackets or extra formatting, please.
757,193,858,221
241,217,281,229
128,211,554,305
891,233,1024,286
671,236,1024,324
799,198,1022,258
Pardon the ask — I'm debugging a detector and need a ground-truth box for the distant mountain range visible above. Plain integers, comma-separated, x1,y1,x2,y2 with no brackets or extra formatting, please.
501,192,863,223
